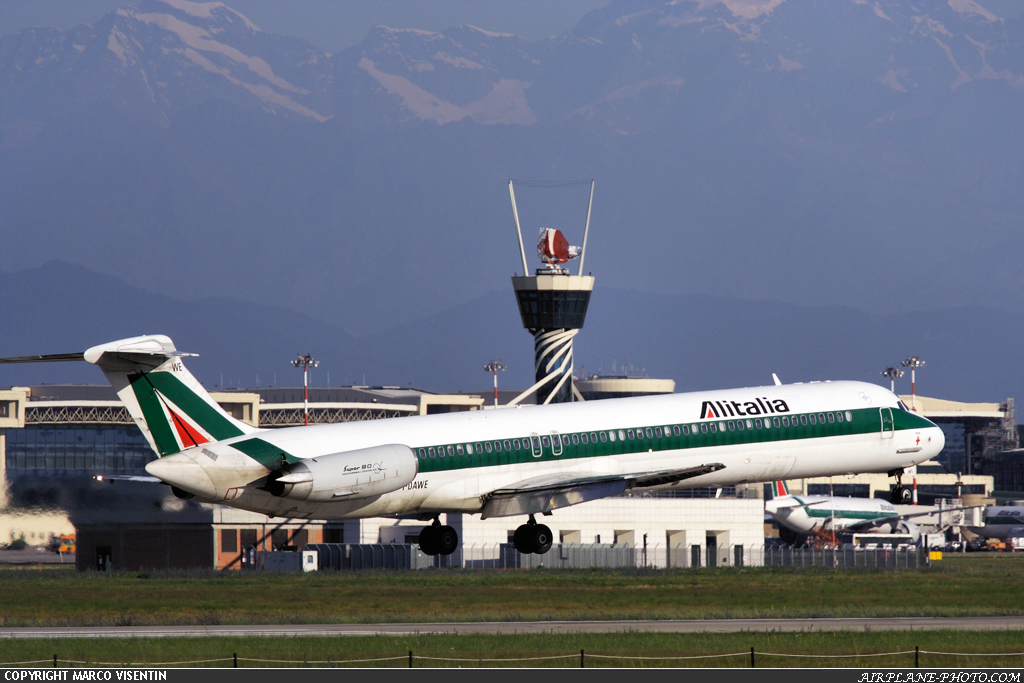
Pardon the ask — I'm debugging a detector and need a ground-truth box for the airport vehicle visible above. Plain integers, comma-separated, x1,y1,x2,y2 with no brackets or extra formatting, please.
966,506,1024,541
765,480,960,545
1,335,944,556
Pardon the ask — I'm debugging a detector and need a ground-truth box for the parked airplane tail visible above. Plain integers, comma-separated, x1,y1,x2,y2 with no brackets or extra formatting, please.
770,480,790,499
1,335,257,457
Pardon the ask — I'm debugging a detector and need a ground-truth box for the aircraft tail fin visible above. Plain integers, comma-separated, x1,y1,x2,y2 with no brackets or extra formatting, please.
1,335,258,457
771,480,791,499
83,335,258,457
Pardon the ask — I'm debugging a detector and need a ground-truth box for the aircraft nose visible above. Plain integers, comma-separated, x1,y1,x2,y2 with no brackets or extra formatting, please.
146,452,217,499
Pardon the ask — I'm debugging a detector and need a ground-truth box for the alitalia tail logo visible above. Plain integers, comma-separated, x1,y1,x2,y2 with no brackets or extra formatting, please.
699,397,790,419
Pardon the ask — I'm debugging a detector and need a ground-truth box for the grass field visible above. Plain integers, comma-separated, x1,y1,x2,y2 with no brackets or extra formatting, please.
1,555,1022,668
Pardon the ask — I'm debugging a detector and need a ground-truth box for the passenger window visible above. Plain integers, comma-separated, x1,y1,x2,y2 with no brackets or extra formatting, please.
772,418,780,428
800,415,807,426
728,421,735,432
781,417,789,427
590,432,598,443
627,429,634,440
835,413,843,423
418,448,426,458
504,440,511,450
541,436,550,448
562,435,570,445
845,411,853,422
581,433,589,444
655,427,663,438
485,442,492,453
645,428,654,439
828,413,835,423
700,424,708,434
709,423,717,433
599,432,607,442
608,431,615,442
818,413,825,424
572,434,579,445
457,444,464,455
447,446,454,456
737,420,744,431
429,447,435,458
809,414,816,425
619,429,626,440
512,439,520,450
682,425,690,435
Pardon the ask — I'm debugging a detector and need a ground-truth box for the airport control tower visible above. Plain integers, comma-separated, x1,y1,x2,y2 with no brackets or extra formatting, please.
508,180,595,405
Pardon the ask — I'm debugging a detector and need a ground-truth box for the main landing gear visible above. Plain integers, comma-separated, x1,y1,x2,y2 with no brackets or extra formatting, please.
418,518,458,556
889,469,912,505
513,515,553,555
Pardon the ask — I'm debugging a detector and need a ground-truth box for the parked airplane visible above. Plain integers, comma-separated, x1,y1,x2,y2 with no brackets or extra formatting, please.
765,480,963,545
966,506,1024,540
1,335,945,556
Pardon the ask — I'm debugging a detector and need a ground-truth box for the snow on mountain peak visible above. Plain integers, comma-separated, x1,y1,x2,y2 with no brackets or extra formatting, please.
151,0,261,32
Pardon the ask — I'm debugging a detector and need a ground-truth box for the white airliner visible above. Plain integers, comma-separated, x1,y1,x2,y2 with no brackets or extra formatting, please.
1,335,944,556
764,480,937,544
967,507,1024,540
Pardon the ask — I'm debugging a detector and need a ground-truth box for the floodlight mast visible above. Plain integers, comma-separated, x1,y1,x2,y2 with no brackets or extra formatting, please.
292,354,319,425
483,361,507,407
901,356,925,411
881,366,904,393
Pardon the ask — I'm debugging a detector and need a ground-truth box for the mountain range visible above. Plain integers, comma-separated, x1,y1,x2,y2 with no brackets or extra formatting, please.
1,0,1022,399
1,261,1018,405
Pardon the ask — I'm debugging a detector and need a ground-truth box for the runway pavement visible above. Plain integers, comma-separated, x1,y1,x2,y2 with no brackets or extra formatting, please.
2,617,1023,638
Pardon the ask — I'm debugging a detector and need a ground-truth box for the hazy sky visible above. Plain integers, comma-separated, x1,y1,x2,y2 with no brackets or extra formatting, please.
0,1,611,53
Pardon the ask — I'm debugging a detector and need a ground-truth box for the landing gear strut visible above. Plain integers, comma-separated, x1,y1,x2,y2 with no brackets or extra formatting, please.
889,469,912,505
513,515,553,555
418,518,458,556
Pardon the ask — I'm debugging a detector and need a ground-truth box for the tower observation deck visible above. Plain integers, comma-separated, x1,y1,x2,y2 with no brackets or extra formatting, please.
507,181,595,405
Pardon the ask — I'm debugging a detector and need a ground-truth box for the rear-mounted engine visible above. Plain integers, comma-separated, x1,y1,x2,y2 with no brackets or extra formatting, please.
262,444,418,501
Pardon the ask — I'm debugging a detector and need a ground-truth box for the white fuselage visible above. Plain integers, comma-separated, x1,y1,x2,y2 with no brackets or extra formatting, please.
150,380,944,521
765,495,900,535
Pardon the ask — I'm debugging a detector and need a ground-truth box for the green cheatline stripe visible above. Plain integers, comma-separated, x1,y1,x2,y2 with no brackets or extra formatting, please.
130,371,247,456
232,438,300,469
414,406,936,474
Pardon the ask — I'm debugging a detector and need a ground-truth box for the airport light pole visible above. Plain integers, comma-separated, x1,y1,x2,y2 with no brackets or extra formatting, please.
881,366,904,393
901,356,925,411
483,361,506,407
292,354,319,425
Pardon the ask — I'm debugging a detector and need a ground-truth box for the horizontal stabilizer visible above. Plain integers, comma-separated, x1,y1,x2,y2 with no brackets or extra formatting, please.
0,352,85,364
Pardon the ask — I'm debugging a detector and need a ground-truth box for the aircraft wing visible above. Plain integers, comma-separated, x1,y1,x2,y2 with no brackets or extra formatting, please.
479,463,725,519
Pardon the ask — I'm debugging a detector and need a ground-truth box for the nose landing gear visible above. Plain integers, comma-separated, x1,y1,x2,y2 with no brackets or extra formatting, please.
889,469,913,505
513,515,553,555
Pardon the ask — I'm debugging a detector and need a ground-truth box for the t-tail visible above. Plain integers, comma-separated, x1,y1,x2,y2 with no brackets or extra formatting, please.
1,335,257,457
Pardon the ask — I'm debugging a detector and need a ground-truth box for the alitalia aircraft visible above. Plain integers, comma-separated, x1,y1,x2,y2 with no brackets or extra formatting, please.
1,334,944,556
764,480,943,545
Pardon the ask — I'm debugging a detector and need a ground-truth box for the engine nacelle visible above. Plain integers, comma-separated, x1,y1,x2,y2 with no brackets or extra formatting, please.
263,444,418,502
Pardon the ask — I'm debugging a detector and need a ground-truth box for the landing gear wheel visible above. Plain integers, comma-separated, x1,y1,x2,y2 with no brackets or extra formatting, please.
532,524,552,555
436,525,459,556
513,524,534,554
419,525,439,556
891,485,912,505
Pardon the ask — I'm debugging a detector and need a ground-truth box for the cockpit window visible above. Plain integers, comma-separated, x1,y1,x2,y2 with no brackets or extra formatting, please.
897,400,910,412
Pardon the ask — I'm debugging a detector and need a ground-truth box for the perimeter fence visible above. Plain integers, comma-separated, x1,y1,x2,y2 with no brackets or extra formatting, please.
296,543,930,571
8,647,1024,669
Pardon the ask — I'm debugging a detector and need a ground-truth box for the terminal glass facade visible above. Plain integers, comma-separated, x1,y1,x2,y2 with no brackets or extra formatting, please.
5,426,155,475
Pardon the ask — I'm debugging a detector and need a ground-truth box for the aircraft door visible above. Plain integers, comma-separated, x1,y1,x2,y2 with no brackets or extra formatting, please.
530,433,542,458
880,408,894,439
550,432,562,456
